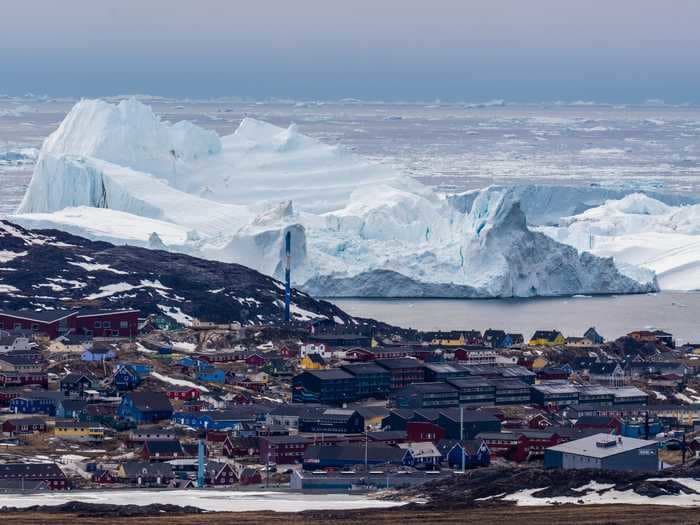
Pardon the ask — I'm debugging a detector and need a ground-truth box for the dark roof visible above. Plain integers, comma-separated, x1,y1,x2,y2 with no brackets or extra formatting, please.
341,363,389,376
75,308,139,318
437,408,502,423
2,416,47,427
16,391,65,401
60,372,96,385
127,391,173,412
261,435,312,445
489,378,530,390
447,377,495,390
0,309,77,323
60,334,93,345
304,444,406,463
58,399,88,412
308,353,326,365
144,439,184,455
268,404,327,418
120,461,173,478
305,369,355,380
354,406,391,419
367,430,407,441
0,463,66,479
589,362,621,375
436,438,485,455
397,382,457,394
0,353,44,365
531,330,562,341
375,358,423,370
576,415,620,426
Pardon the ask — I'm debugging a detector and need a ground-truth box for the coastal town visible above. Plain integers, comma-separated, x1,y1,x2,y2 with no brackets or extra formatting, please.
1,306,699,494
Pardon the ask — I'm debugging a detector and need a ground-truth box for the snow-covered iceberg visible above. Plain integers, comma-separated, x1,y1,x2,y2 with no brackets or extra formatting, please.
540,193,700,291
12,98,656,297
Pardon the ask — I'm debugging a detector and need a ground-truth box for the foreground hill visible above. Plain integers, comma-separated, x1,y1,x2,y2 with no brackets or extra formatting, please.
0,220,353,325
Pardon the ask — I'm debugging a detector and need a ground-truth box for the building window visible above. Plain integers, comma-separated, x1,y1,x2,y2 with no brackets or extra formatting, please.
103,321,111,329
94,321,101,328
120,321,129,329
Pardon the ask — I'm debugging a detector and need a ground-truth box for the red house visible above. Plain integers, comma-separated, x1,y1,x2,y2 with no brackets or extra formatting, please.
0,371,48,388
279,345,299,358
223,436,260,458
0,308,139,340
206,462,237,485
165,385,201,401
75,308,139,338
478,430,564,462
574,415,622,435
0,309,76,339
244,353,268,367
406,421,446,443
197,352,241,364
259,435,311,464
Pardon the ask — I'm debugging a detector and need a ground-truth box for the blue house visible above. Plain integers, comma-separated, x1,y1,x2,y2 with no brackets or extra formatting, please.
438,439,490,469
177,357,209,371
196,368,225,384
129,363,153,376
10,391,65,416
172,409,258,431
56,398,88,419
118,392,173,423
113,364,143,391
81,347,116,362
621,419,664,439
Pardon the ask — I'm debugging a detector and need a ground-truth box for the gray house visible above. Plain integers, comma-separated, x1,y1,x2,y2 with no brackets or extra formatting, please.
544,433,659,472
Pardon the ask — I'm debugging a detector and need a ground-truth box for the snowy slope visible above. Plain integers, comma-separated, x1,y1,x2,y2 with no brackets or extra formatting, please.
12,98,656,298
0,220,353,325
540,193,700,290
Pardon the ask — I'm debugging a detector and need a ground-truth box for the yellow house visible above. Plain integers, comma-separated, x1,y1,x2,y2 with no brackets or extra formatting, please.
528,330,565,347
430,333,466,347
531,356,549,370
300,354,325,370
54,421,105,441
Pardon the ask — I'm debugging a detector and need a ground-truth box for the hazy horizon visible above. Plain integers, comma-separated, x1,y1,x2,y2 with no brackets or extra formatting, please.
2,1,700,102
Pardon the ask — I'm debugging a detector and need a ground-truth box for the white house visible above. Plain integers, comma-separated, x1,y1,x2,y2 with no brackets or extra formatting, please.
0,334,32,353
300,343,332,359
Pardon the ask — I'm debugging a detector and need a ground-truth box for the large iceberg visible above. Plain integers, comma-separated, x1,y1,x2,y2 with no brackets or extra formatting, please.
13,98,656,297
540,193,700,291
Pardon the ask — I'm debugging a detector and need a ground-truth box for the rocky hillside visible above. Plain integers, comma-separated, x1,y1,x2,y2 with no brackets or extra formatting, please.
0,221,354,325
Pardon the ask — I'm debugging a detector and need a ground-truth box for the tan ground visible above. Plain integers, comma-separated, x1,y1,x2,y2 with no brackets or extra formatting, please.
3,505,699,525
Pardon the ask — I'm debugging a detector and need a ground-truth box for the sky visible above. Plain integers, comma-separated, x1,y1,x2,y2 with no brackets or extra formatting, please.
2,0,700,102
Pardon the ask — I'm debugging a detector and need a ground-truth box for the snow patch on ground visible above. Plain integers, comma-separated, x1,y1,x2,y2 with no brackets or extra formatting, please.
68,261,129,275
157,305,193,326
0,489,402,512
151,371,209,392
0,250,27,263
504,479,700,507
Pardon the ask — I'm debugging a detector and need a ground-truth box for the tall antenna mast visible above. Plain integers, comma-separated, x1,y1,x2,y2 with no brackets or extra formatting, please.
284,231,291,323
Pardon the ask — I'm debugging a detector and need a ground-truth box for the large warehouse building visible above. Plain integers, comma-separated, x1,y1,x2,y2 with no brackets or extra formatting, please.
544,433,660,472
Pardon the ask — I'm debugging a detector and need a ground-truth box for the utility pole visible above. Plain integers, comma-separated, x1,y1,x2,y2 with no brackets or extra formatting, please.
364,427,368,472
460,405,465,473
